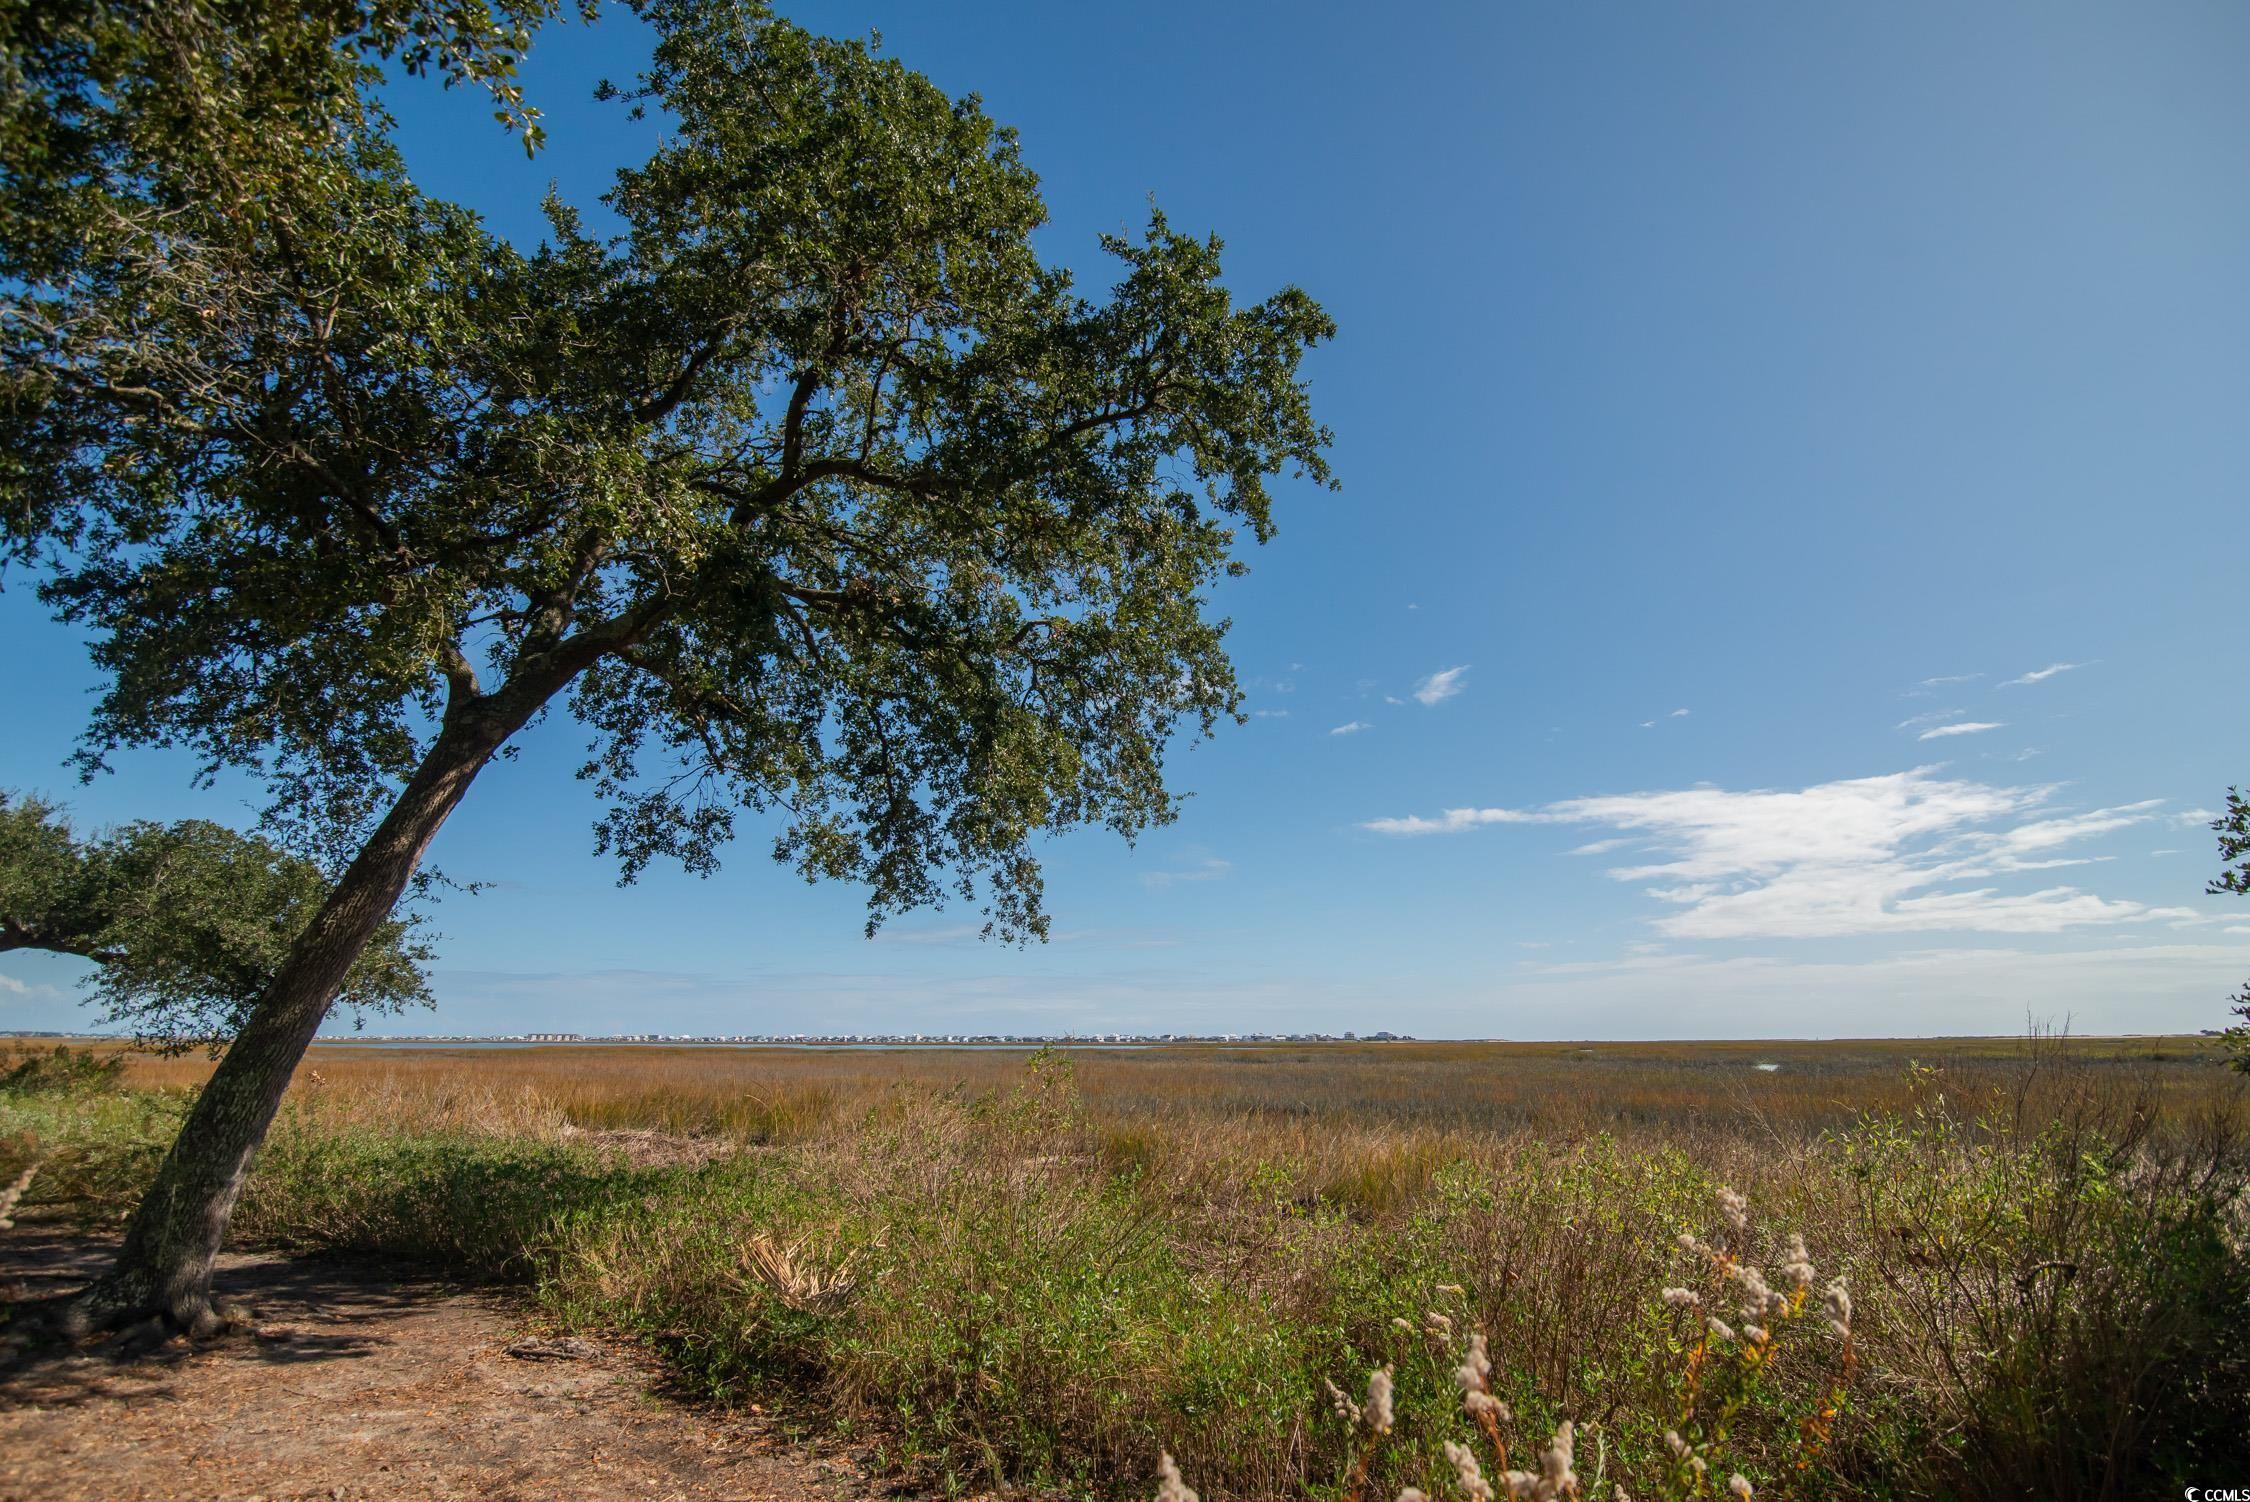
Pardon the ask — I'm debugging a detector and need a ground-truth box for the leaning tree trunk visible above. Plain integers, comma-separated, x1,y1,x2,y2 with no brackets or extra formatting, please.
72,695,535,1333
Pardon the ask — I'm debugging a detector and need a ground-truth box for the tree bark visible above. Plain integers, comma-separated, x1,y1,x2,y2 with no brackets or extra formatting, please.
69,691,539,1334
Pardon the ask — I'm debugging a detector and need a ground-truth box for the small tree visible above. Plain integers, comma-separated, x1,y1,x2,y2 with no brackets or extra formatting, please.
2210,789,2250,1070
0,792,430,1051
3,0,1333,1329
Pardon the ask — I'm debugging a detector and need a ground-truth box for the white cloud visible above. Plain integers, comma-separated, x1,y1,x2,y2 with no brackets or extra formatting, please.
1918,721,2004,741
1362,806,1549,837
0,972,74,1005
1670,708,1690,718
1413,665,1470,706
1143,857,1231,889
1251,709,1291,719
1919,673,1984,687
2004,662,2086,687
1329,720,1371,736
1897,708,1965,731
1364,767,2186,940
1639,720,1656,729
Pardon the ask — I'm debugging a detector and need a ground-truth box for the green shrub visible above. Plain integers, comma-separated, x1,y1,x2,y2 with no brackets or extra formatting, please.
0,1045,125,1097
9,1050,2246,1501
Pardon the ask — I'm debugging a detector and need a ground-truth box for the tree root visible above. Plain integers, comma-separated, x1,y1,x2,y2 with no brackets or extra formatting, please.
43,1271,253,1346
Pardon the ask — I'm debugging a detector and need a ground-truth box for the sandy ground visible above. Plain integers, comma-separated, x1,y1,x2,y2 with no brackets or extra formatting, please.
0,1222,904,1502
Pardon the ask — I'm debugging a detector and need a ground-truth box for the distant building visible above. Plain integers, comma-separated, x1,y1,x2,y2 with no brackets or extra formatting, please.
522,1033,583,1043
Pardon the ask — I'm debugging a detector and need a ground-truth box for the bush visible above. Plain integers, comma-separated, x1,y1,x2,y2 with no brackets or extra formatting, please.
0,1045,125,1097
10,1044,2247,1500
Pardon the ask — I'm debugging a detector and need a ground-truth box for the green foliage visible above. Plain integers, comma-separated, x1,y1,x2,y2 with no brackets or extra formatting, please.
3,0,1335,936
0,1042,124,1095
18,1051,2242,1500
0,792,430,1050
2209,787,2250,1068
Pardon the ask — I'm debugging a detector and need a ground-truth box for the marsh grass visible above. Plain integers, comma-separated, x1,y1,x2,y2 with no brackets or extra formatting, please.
1,1035,2244,1499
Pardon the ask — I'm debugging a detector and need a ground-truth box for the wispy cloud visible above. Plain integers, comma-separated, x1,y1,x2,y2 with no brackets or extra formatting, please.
0,973,74,1004
1919,673,1984,687
1897,708,1964,731
1412,665,1470,706
1250,708,1291,719
1670,707,1690,718
2003,662,2086,687
1918,721,2004,741
1362,767,2186,939
1143,856,1231,889
1362,806,1547,837
1329,719,1371,736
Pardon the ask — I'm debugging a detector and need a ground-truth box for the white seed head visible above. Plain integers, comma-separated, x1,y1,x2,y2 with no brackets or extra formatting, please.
1727,1261,1776,1318
1443,1440,1496,1502
1455,1330,1494,1396
1155,1452,1199,1502
1718,1185,1750,1235
1325,1377,1362,1425
1661,1286,1701,1309
1706,1317,1736,1343
1465,1390,1510,1422
1780,1232,1816,1289
1541,1419,1577,1491
1729,1474,1754,1499
1366,1364,1395,1434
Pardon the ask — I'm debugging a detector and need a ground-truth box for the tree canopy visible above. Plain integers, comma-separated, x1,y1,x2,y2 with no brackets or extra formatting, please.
3,0,1334,1323
3,0,1335,937
2209,789,2250,1069
0,792,431,1051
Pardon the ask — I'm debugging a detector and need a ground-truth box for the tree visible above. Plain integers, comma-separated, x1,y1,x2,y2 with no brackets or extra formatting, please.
2210,789,2250,1070
2,0,1335,1330
0,792,431,1051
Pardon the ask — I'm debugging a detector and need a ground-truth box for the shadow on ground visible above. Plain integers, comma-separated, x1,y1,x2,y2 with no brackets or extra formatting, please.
0,1217,910,1502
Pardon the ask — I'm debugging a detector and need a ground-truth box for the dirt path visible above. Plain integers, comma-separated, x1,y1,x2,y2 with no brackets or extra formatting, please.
0,1223,905,1502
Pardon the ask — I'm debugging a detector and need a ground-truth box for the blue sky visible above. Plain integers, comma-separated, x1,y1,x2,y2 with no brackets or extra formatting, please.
6,0,2248,1039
